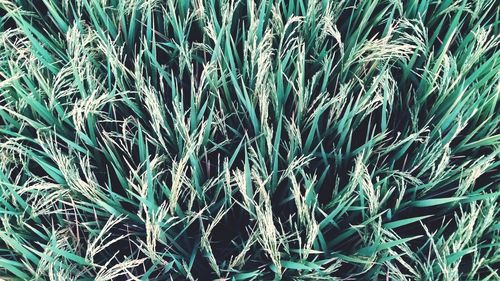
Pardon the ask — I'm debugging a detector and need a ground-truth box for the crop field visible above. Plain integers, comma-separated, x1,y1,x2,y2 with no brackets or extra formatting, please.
0,0,499,280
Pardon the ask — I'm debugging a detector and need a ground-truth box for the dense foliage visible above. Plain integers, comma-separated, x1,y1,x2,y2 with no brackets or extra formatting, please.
0,0,499,280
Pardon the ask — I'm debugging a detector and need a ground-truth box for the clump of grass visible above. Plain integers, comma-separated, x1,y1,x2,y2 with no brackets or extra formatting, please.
0,0,499,280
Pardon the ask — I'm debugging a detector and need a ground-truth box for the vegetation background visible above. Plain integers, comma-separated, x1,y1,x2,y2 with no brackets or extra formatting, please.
0,0,499,280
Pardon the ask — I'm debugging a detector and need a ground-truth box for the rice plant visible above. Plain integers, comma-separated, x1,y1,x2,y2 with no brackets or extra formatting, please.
0,0,499,280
